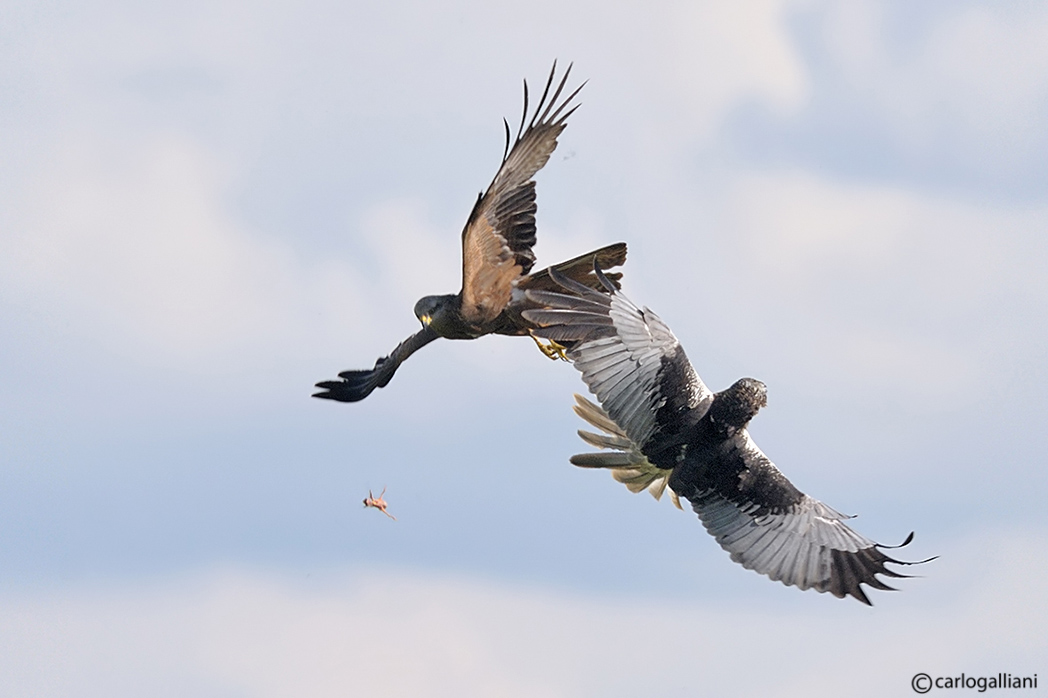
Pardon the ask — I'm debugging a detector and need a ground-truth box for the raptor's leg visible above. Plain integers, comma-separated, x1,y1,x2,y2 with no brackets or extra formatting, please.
529,330,569,362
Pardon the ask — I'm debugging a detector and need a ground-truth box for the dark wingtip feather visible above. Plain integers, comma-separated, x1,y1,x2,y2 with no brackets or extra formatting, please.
875,533,939,570
312,378,375,403
823,534,936,604
518,61,583,132
502,117,511,162
548,82,586,126
533,60,567,127
881,531,915,549
515,75,531,144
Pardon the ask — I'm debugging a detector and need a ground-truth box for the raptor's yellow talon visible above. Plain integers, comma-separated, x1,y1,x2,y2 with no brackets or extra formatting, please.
530,331,569,361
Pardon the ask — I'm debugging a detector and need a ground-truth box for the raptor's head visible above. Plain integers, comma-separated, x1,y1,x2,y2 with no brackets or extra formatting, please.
413,294,456,329
709,378,768,432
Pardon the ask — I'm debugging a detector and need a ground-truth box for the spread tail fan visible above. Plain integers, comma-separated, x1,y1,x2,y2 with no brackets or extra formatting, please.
569,394,681,509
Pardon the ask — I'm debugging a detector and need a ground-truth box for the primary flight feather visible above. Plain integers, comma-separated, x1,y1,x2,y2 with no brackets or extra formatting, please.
314,63,628,403
523,265,931,604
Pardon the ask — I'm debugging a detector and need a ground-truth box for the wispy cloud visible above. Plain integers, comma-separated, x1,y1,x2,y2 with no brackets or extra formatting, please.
2,1,1047,688
2,528,1044,697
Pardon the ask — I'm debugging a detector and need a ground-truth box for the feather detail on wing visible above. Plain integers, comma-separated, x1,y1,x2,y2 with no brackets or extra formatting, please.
312,326,440,402
517,242,627,294
675,430,926,605
460,62,584,326
569,394,681,508
522,267,713,450
526,265,930,603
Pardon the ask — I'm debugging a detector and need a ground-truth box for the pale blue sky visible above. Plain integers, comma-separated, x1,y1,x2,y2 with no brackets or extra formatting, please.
2,1,1047,695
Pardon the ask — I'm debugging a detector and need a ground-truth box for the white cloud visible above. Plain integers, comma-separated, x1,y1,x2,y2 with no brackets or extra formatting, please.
1,1,1046,664
911,4,1048,138
607,0,809,151
662,0,810,128
805,1,1048,177
355,199,461,312
0,0,818,377
1,528,1044,697
634,168,1048,410
0,133,366,370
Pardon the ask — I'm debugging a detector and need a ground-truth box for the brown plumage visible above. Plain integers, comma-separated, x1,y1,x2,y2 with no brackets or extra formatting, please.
314,63,628,403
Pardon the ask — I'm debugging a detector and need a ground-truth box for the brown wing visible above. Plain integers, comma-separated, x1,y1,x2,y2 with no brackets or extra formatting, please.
517,242,627,293
459,62,584,326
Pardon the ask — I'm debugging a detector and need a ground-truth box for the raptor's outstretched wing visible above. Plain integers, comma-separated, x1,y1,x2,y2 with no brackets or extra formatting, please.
313,326,439,403
460,62,584,326
525,267,929,604
523,266,713,450
673,428,923,605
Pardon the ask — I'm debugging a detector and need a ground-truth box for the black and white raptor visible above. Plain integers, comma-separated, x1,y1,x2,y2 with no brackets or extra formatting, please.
523,265,931,604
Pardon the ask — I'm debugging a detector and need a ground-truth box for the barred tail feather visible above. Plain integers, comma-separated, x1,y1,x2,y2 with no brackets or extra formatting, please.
569,394,681,509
